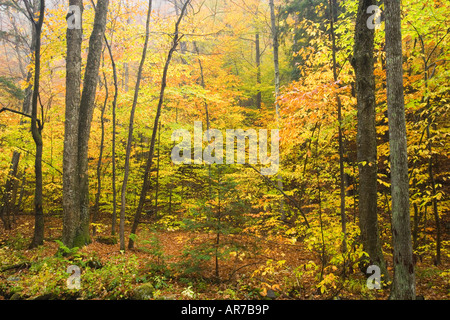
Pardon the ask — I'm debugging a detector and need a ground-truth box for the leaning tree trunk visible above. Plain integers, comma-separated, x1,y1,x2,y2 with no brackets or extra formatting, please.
385,0,416,300
119,0,153,250
352,0,388,278
129,0,190,249
28,0,45,249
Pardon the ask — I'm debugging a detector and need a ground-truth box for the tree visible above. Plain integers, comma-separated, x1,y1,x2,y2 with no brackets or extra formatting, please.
119,0,153,251
63,0,110,248
352,0,388,277
328,0,347,255
0,0,35,231
385,0,416,300
128,0,191,249
22,0,45,249
269,0,285,221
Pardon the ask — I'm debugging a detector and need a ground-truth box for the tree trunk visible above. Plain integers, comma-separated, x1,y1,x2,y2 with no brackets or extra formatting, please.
154,122,161,218
269,0,285,221
0,152,20,230
352,0,388,277
255,32,262,110
93,71,108,237
329,0,347,255
28,0,45,249
129,0,190,249
63,0,109,248
385,0,416,300
120,0,153,250
63,0,83,248
104,36,119,236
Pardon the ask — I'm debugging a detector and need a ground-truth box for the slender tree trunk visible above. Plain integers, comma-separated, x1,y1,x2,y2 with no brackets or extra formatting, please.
120,0,153,250
104,37,119,236
329,0,347,255
93,71,108,238
255,32,262,110
0,152,20,230
269,0,285,220
28,0,45,249
385,0,416,300
194,41,212,202
426,123,441,265
154,122,161,218
129,0,190,249
352,0,388,278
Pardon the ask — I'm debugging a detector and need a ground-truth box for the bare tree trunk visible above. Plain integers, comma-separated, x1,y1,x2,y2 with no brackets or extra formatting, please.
27,0,45,249
104,36,119,236
119,0,153,250
255,32,261,110
63,0,110,248
129,0,191,249
0,152,20,230
93,71,108,238
269,0,285,221
329,0,347,255
63,0,83,247
154,122,161,218
352,0,388,278
385,0,416,300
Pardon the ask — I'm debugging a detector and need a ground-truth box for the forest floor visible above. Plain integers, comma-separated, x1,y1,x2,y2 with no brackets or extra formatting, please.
0,214,448,300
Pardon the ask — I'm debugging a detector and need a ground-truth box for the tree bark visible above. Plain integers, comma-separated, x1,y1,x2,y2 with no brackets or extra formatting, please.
0,152,20,230
63,0,109,248
352,0,388,277
385,0,416,300
76,0,109,247
129,0,190,249
104,35,119,236
269,0,285,221
255,32,262,110
28,0,45,249
93,70,108,237
63,0,83,248
329,0,347,255
119,0,153,250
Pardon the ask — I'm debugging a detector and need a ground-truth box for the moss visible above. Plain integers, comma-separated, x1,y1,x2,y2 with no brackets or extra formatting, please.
72,232,91,248
131,283,155,300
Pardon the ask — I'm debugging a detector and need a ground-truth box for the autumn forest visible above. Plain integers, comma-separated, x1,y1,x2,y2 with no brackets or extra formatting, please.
0,0,449,302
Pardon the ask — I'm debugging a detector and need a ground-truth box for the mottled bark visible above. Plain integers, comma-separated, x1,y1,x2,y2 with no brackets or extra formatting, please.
63,0,109,248
352,0,388,277
76,0,110,247
63,0,83,247
385,0,416,300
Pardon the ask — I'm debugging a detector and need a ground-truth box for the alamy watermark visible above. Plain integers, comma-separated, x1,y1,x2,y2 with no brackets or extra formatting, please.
67,5,81,30
171,121,279,176
367,5,382,30
366,265,381,290
67,265,81,290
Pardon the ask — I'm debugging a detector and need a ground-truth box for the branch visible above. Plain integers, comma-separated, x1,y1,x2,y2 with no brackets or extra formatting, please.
245,163,310,228
0,107,42,131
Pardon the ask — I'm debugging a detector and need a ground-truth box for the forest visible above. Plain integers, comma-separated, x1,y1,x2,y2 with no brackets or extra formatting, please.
0,0,448,301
